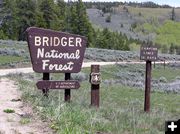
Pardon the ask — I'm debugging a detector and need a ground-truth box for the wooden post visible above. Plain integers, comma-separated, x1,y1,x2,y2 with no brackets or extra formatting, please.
65,73,71,102
43,73,49,97
144,61,152,112
164,60,165,70
153,61,155,68
90,65,100,108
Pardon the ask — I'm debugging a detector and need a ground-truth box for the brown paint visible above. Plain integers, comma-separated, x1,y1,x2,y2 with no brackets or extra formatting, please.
26,27,87,73
65,73,71,102
42,73,49,97
36,80,80,89
144,61,152,112
90,65,100,108
140,45,158,61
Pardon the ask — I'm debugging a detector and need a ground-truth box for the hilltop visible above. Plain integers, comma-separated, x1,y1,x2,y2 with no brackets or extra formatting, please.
86,2,180,53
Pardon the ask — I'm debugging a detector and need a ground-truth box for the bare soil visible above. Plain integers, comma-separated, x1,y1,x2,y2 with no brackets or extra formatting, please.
0,78,54,134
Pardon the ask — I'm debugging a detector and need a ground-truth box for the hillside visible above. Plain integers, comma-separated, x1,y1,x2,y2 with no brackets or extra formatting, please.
87,6,180,51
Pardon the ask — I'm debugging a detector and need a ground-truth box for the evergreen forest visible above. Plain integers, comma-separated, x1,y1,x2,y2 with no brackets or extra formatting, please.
0,0,133,50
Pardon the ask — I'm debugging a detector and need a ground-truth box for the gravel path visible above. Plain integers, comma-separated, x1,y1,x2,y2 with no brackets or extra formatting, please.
0,61,177,77
0,78,54,134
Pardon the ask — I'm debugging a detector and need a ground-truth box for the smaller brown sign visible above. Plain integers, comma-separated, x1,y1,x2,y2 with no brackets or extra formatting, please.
90,73,101,85
36,80,80,89
140,45,158,61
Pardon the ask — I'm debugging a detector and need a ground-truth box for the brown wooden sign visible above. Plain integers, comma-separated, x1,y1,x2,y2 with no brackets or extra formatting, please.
36,80,80,89
140,45,158,61
26,27,87,73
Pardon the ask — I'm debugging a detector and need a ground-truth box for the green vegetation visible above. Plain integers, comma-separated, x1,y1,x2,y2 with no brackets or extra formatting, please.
20,118,31,125
156,20,180,47
129,7,171,19
132,18,180,53
94,28,130,50
3,109,15,113
0,0,130,50
0,56,23,65
152,66,180,81
10,64,179,133
0,40,30,68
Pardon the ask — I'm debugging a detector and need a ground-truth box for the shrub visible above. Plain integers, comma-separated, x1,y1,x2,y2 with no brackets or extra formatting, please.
3,109,15,113
105,15,111,23
131,22,137,29
161,45,168,54
159,77,167,83
120,23,124,28
71,72,88,82
175,76,180,80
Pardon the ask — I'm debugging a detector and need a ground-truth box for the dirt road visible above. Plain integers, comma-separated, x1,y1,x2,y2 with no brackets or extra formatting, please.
0,61,176,76
0,78,54,134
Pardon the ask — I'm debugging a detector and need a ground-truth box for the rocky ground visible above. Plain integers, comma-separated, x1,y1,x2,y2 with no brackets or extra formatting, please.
0,78,54,134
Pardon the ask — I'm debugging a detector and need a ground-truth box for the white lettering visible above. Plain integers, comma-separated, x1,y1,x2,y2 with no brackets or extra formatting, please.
37,48,44,58
35,36,41,46
39,49,80,59
43,37,49,46
34,36,83,47
69,37,74,47
76,38,82,47
61,37,67,46
54,37,60,46
42,60,74,71
42,60,49,70
76,50,80,59
50,37,52,46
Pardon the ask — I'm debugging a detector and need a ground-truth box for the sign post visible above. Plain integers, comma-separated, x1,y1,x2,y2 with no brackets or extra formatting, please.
26,27,87,100
140,45,158,112
65,73,71,102
90,65,101,108
144,61,151,112
42,73,49,96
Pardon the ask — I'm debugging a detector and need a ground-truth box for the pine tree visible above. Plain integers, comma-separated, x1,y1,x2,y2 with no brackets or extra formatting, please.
176,46,180,55
67,0,94,47
56,0,66,30
0,0,18,39
16,0,37,40
39,0,59,29
169,43,175,54
162,45,168,53
171,7,175,21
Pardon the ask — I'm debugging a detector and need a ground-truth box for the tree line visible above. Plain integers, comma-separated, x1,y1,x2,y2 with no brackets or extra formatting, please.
84,1,171,13
0,0,134,50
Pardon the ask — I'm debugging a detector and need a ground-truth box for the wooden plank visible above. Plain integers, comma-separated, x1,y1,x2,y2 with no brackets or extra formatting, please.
36,80,80,89
90,65,100,108
140,45,158,61
26,27,87,73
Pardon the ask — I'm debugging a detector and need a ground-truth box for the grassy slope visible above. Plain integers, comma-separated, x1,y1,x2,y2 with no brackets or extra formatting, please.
92,6,180,48
10,65,180,134
128,7,171,18
156,20,180,46
0,55,24,64
129,7,180,47
0,40,30,68
152,65,180,81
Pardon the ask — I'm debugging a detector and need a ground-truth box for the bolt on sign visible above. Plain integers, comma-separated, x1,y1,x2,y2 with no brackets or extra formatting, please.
140,45,158,61
26,27,87,73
